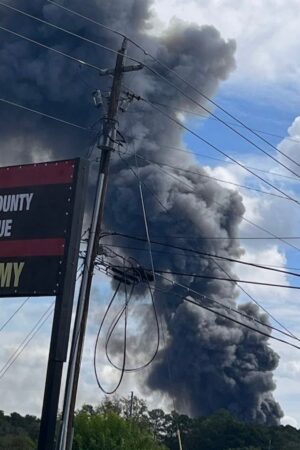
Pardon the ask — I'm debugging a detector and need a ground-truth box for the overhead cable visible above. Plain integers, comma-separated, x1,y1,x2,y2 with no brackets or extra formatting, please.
0,267,84,380
104,280,160,373
152,273,300,342
102,262,300,290
102,243,300,272
46,0,300,168
118,148,300,255
121,147,300,254
115,154,299,339
124,151,291,200
107,234,300,242
94,283,128,394
0,297,30,334
129,137,300,184
140,98,300,205
8,0,300,178
106,232,300,279
131,103,300,146
152,285,300,351
0,25,106,72
0,98,89,131
99,246,299,345
0,303,55,380
155,269,300,290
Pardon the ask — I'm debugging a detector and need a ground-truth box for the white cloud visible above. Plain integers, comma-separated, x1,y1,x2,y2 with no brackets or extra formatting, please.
282,415,299,428
277,116,300,174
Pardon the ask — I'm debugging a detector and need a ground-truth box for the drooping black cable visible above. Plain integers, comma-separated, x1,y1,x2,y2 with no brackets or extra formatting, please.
93,283,128,395
105,278,160,372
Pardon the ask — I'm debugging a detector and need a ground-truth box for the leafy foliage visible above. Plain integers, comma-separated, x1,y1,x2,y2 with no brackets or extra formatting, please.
0,411,38,449
1,397,300,449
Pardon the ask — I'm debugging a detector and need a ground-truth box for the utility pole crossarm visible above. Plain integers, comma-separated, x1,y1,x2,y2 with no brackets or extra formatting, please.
99,63,143,76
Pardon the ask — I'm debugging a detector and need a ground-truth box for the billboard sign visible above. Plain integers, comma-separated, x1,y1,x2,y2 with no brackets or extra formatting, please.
0,159,86,297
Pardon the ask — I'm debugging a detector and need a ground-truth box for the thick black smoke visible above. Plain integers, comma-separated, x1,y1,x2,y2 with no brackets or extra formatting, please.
0,0,282,423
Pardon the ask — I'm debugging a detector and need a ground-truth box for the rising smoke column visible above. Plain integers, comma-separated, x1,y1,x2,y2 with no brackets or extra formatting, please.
104,21,283,424
0,0,282,423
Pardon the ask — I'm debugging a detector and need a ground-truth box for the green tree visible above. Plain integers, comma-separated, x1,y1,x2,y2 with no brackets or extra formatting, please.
73,408,167,450
0,434,35,450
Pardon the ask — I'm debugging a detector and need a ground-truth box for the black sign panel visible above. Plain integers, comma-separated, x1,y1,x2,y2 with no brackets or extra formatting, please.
0,159,85,297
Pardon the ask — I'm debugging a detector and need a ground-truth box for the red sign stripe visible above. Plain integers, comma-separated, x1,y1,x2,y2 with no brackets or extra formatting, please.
0,160,75,189
0,238,65,257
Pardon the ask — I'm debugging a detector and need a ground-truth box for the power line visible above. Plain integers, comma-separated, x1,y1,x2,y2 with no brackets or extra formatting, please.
154,269,300,290
102,262,300,290
99,242,298,344
98,250,300,345
115,154,299,339
106,234,300,241
0,297,31,334
106,232,300,279
93,283,128,394
0,98,89,131
11,0,300,180
104,280,160,373
0,303,55,380
101,243,300,272
0,267,84,381
45,1,300,167
0,4,146,75
0,25,106,72
139,98,300,205
129,137,300,184
132,57,300,175
140,55,300,172
119,150,300,254
116,151,300,338
127,70,300,180
152,273,300,342
152,285,300,351
123,150,291,201
130,103,300,146
119,146,300,255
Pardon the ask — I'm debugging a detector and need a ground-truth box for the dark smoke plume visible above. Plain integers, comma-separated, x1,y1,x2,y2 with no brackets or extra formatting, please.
0,0,282,424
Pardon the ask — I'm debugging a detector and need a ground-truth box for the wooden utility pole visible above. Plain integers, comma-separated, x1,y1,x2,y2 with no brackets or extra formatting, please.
57,37,143,450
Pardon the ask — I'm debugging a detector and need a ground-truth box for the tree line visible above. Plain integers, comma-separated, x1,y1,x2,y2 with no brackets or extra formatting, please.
0,396,300,449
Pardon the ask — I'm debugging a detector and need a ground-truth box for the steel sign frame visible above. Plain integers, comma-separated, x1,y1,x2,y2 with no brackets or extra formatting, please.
0,158,87,297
